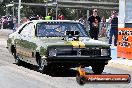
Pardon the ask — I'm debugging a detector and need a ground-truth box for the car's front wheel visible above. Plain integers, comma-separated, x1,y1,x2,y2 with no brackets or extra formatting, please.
38,57,50,73
91,64,105,74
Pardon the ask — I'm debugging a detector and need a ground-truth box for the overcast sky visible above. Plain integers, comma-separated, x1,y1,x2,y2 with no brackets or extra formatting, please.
0,0,3,2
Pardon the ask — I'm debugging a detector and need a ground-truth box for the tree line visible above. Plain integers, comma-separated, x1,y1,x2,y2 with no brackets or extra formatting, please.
0,0,118,20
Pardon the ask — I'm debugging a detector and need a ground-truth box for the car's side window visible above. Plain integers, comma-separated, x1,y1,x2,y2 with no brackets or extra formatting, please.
20,23,34,37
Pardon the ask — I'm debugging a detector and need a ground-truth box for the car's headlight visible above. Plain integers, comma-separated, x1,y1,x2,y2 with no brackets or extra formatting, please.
101,49,108,56
48,49,57,57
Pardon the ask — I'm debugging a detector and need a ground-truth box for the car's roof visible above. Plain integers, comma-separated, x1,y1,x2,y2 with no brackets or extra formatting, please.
30,20,80,24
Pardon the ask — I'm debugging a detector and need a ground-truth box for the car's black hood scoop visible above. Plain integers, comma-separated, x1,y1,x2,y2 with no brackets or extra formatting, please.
64,31,80,41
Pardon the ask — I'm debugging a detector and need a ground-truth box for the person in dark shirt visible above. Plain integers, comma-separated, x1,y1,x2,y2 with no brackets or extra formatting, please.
88,9,101,40
108,11,118,46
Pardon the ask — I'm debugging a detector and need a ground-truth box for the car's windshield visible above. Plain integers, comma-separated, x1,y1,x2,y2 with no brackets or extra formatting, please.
36,22,88,37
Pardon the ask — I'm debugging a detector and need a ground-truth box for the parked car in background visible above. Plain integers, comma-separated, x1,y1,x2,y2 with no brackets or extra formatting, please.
7,20,111,74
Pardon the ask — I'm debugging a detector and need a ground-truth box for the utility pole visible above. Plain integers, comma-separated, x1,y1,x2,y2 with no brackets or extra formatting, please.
12,1,15,17
18,0,21,27
55,0,58,20
45,1,48,16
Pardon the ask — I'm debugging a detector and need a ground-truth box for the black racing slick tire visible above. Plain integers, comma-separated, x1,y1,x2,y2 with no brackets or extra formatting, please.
92,65,105,74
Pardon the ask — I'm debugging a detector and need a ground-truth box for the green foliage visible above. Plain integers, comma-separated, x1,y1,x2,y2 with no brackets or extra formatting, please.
0,3,6,16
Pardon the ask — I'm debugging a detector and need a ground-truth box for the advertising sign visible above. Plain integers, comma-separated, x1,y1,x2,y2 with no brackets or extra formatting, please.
117,28,132,59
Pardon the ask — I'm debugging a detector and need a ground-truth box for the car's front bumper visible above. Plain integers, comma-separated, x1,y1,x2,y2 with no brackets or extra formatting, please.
46,56,112,66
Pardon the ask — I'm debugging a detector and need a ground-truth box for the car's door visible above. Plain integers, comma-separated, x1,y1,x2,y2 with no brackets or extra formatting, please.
18,22,36,61
15,23,28,56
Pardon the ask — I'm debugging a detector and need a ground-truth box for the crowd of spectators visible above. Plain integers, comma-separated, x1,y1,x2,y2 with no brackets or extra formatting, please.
0,10,118,46
0,15,14,29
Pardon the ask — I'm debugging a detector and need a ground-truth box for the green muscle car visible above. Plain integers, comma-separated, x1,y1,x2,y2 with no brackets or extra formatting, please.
7,20,111,74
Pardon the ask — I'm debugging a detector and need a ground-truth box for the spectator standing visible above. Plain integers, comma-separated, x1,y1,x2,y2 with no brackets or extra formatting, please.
22,17,28,23
99,16,106,37
58,13,65,20
79,15,89,33
79,16,86,26
29,15,38,21
45,13,52,20
13,16,18,32
38,15,43,20
88,9,101,40
7,15,14,30
108,11,118,46
2,16,8,29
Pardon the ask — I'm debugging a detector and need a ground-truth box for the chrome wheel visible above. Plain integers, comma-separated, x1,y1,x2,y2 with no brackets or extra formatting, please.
15,55,21,65
38,58,48,73
39,59,45,71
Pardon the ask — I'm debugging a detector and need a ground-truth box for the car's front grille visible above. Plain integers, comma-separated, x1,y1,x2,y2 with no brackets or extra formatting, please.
81,49,101,56
57,48,101,57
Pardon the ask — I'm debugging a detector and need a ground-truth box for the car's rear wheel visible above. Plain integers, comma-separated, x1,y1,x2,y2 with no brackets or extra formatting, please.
9,45,15,55
13,49,22,65
92,64,105,74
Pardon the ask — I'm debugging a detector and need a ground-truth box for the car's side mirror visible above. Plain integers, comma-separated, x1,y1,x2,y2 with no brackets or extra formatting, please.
18,30,21,34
